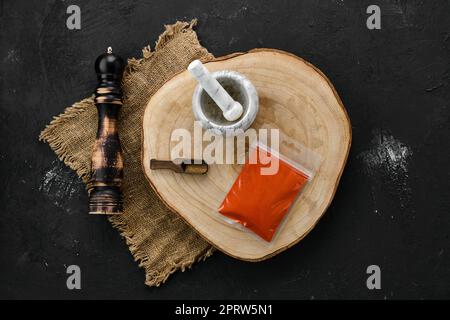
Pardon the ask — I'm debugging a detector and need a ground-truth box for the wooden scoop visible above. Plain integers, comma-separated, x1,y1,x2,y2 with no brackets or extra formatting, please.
150,159,208,174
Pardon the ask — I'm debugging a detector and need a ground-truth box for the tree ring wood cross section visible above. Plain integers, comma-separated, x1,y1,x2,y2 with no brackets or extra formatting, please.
142,49,351,261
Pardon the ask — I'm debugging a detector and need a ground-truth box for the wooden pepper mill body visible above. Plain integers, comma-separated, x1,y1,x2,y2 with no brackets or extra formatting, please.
89,47,125,215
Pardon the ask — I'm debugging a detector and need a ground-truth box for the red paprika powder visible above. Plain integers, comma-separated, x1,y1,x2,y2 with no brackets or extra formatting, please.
218,146,309,242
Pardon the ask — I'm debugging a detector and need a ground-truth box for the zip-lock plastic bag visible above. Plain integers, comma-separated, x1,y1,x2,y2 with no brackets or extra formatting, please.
218,131,321,242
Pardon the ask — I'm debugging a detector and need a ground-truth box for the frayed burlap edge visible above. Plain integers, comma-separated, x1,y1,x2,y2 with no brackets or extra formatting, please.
39,96,94,184
39,19,216,287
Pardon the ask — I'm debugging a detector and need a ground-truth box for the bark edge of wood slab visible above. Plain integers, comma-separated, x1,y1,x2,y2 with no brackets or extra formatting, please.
142,49,352,261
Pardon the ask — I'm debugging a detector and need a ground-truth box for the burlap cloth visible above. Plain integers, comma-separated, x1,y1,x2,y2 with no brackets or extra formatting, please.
39,20,215,287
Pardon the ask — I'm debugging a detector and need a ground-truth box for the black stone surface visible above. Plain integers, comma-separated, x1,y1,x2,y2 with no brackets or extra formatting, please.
0,0,449,299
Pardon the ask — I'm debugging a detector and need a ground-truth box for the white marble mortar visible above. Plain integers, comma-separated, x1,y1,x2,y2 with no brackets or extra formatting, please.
192,70,259,136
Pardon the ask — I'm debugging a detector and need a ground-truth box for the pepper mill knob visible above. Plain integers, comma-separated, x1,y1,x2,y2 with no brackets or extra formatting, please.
89,47,125,215
95,47,125,80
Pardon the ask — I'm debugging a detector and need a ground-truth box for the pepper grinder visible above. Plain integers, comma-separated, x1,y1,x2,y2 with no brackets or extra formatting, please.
89,47,125,215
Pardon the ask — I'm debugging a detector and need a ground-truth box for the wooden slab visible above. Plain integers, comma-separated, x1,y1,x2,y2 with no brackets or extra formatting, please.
142,49,351,261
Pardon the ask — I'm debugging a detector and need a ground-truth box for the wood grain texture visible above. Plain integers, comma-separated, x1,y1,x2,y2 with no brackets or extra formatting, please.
142,49,351,261
89,101,124,215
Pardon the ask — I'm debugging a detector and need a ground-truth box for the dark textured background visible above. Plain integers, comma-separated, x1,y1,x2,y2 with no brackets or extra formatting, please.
0,0,449,299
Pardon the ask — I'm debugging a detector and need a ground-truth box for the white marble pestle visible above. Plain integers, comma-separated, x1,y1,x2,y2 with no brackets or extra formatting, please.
188,60,244,122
